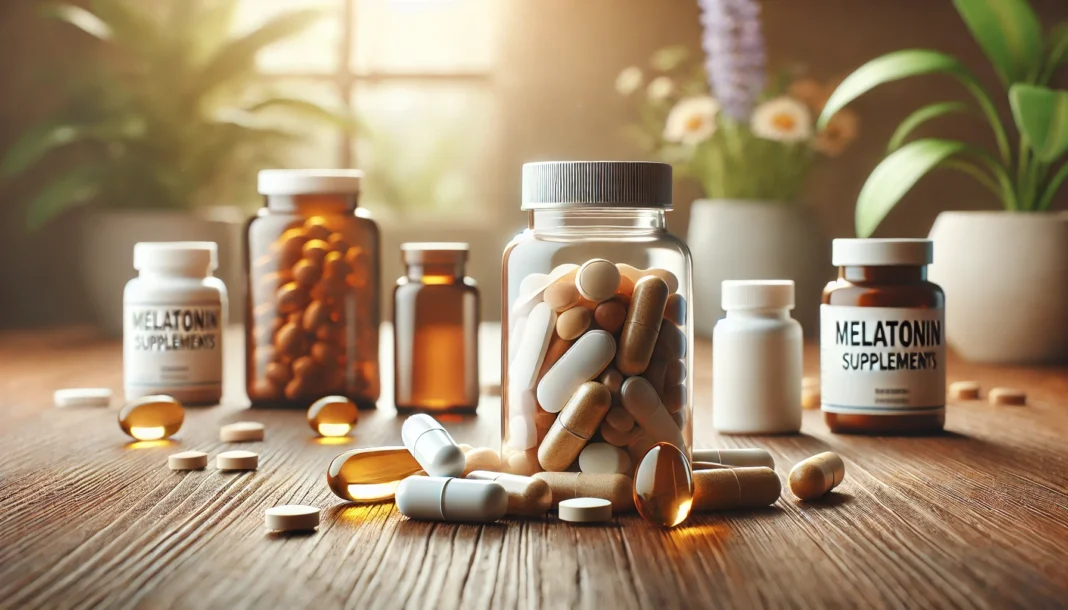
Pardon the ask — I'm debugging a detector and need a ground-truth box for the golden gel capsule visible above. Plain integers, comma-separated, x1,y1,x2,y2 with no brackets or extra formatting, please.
308,395,359,437
692,467,781,511
632,443,693,527
118,395,184,440
788,451,845,500
326,446,423,503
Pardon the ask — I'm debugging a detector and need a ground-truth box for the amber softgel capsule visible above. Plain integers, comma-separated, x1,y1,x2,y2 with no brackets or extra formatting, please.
307,395,359,437
633,443,694,528
327,446,424,503
118,395,184,441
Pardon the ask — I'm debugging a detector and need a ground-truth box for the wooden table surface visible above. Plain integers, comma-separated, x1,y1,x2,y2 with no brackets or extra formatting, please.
2,325,1067,610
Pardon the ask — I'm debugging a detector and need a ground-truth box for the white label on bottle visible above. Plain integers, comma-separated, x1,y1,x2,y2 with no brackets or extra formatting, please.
123,302,223,392
820,305,945,415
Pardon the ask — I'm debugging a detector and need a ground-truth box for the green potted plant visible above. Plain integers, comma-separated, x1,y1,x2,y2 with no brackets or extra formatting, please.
1,0,356,334
819,0,1068,363
618,0,858,337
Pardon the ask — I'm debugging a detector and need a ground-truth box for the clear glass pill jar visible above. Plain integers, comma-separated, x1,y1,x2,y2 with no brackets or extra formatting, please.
124,242,227,405
501,161,693,476
393,242,480,413
821,238,945,434
245,170,381,409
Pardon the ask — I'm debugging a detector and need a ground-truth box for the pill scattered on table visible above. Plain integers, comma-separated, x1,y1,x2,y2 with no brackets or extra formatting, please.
54,388,112,408
168,451,208,471
307,396,358,437
265,505,320,532
220,422,265,442
558,497,613,523
217,450,259,471
948,381,980,401
395,476,508,522
118,395,184,441
633,443,693,527
789,452,845,501
989,387,1026,406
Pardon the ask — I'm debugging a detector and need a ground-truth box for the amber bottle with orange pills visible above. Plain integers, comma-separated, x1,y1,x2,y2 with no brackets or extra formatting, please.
245,170,381,409
393,243,480,413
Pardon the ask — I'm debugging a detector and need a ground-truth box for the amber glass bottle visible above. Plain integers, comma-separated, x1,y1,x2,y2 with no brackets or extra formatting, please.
393,243,479,413
821,239,945,434
245,170,380,409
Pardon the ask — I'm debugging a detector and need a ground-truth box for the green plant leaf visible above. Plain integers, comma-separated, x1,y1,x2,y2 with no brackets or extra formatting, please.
887,101,971,152
952,0,1043,85
242,97,363,133
1,123,80,178
192,9,324,99
1040,22,1068,84
40,2,111,40
25,165,104,231
1036,161,1068,210
818,49,1011,162
856,139,1012,237
1009,84,1068,162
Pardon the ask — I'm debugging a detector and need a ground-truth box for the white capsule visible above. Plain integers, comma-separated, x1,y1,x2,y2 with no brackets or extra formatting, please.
692,448,775,469
537,330,617,413
507,414,538,450
401,414,466,477
579,442,632,475
620,376,685,450
510,303,557,391
395,476,508,523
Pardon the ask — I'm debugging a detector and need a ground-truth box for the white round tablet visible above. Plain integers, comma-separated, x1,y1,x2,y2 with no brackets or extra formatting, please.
168,451,208,471
54,388,112,408
578,442,632,475
265,505,320,532
217,450,259,471
220,422,265,442
558,497,613,523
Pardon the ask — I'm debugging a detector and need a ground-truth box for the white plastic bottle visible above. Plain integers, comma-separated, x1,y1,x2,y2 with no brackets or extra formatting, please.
123,242,227,405
712,280,802,434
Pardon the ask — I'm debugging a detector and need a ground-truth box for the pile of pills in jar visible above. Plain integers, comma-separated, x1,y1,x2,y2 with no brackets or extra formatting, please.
505,260,688,477
249,216,376,403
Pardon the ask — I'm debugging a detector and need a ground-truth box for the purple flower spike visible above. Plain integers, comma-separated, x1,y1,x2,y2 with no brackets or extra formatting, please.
698,0,767,121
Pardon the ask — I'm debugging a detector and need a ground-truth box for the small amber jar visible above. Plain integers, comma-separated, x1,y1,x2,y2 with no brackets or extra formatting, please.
245,170,381,409
821,239,945,434
393,243,479,413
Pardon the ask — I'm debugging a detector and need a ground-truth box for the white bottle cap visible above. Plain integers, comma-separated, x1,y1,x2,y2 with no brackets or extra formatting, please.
133,242,217,274
257,169,363,196
721,280,795,311
832,238,932,266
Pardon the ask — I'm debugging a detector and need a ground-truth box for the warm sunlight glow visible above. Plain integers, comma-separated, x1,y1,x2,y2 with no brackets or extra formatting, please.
315,436,353,446
318,423,353,437
348,482,401,502
670,499,693,527
131,426,166,441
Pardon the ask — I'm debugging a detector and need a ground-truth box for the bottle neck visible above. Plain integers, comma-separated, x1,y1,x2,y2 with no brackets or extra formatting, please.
840,265,927,283
139,268,212,281
530,208,667,237
406,263,464,284
725,308,791,320
266,194,358,214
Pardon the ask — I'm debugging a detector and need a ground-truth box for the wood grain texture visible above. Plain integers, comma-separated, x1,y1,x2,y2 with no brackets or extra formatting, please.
1,325,1067,610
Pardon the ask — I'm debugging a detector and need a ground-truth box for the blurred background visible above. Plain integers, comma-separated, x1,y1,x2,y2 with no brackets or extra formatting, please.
1,0,1066,332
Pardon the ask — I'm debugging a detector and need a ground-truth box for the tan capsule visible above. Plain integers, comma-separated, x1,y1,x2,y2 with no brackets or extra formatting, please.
462,447,502,476
307,395,359,437
617,274,636,297
663,293,687,325
642,360,668,394
322,250,350,280
948,380,980,401
118,395,184,441
633,442,694,527
327,446,423,503
274,322,307,357
249,378,282,401
643,268,679,294
507,448,543,476
538,382,612,471
310,341,340,365
576,258,622,303
692,448,775,469
989,387,1026,406
544,280,581,312
276,282,311,315
653,320,686,360
599,366,624,396
600,419,636,446
617,276,669,375
664,359,686,387
604,405,635,432
593,298,627,334
556,307,592,340
265,361,292,387
533,472,634,512
292,259,322,288
692,462,730,470
692,467,781,511
788,452,845,500
663,384,686,414
277,229,309,267
467,470,552,516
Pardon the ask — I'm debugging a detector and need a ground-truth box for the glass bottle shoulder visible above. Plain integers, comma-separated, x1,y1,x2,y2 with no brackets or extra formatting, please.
822,277,944,308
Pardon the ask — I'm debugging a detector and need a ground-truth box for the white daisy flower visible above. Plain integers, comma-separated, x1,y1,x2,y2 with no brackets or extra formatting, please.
663,96,719,145
615,67,643,96
647,76,674,102
750,97,813,143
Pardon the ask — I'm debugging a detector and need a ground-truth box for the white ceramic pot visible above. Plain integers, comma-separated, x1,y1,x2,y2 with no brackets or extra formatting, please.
928,211,1068,363
686,199,830,338
80,209,245,336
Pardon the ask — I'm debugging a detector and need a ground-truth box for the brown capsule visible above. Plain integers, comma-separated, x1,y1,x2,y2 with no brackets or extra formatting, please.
556,307,592,340
302,301,331,331
327,232,350,253
461,447,502,476
633,442,694,528
616,276,669,375
322,250,350,280
600,419,636,446
316,322,346,344
303,217,332,241
292,259,323,288
311,341,340,365
277,229,309,267
625,428,657,465
538,382,612,471
788,452,845,500
302,239,331,264
249,378,282,401
653,320,686,360
643,268,679,294
692,467,781,511
642,360,668,394
467,471,552,517
604,405,635,432
543,280,581,312
284,376,313,401
265,361,292,387
274,322,307,357
663,384,686,414
534,409,557,442
532,472,634,512
292,355,324,380
664,359,687,388
276,282,310,315
599,367,624,399
593,299,627,334
664,293,687,326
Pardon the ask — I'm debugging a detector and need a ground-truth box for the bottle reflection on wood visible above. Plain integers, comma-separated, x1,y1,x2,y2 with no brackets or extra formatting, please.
393,243,479,413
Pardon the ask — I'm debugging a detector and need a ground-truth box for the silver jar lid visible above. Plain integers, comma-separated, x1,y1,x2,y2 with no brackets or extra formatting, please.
521,161,673,210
